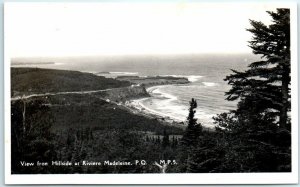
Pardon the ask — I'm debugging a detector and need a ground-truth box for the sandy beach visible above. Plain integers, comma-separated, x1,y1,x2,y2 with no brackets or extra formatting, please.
122,85,188,129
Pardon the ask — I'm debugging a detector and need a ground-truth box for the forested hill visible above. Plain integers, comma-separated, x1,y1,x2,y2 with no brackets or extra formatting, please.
11,67,131,96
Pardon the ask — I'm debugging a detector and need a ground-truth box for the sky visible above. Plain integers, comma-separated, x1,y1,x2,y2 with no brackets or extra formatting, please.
5,3,282,58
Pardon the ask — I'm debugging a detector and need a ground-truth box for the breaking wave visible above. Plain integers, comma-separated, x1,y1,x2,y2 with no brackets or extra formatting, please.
202,82,218,87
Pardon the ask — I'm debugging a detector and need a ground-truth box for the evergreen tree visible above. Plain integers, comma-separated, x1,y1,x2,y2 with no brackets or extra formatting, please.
171,136,178,148
224,8,290,129
162,129,170,148
145,135,150,142
213,8,291,172
181,98,202,147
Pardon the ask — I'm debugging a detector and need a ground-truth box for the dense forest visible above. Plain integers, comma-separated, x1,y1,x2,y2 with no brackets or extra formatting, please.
11,8,291,174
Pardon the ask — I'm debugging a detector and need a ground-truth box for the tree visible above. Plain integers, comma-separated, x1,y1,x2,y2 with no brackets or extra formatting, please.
213,8,291,172
181,98,202,147
224,8,290,129
11,99,57,174
162,129,170,148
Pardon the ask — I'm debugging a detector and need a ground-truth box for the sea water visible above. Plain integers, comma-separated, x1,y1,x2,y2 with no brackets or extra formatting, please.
12,53,260,127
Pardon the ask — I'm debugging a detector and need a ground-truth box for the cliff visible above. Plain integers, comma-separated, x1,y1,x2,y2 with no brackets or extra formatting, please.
103,85,150,102
116,76,189,87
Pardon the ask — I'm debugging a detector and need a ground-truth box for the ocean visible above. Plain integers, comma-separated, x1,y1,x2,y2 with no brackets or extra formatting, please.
12,53,260,127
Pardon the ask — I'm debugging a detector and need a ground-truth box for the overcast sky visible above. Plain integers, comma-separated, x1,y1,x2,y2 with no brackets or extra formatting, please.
5,3,281,58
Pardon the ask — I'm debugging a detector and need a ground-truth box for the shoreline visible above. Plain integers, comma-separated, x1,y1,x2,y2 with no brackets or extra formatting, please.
100,73,214,130
122,84,188,129
10,67,191,129
96,72,192,128
123,84,215,131
11,67,213,130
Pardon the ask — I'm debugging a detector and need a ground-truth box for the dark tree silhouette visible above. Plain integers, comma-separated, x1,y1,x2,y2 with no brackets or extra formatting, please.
213,8,291,172
181,98,202,147
224,8,290,129
162,129,170,148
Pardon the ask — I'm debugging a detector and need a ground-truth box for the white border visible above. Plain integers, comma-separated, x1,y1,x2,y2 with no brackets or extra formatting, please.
4,2,298,184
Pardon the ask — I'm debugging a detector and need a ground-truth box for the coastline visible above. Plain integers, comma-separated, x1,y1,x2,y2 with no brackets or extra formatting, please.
123,84,188,129
94,72,192,128
11,67,191,129
122,84,215,131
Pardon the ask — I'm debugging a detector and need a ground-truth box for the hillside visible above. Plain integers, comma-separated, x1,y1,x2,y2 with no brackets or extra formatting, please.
10,67,186,174
11,67,131,96
11,93,184,174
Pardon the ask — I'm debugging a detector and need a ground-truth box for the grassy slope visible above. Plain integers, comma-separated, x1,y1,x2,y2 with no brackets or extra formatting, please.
11,67,131,96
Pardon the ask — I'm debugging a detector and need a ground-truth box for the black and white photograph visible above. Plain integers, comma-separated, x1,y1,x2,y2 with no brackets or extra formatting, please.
4,2,298,184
